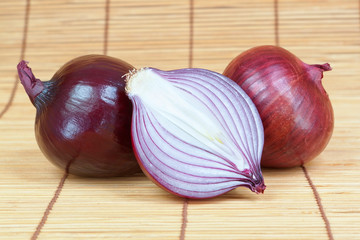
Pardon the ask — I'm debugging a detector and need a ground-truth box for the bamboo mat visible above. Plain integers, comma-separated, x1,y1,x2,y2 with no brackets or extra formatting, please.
0,0,359,239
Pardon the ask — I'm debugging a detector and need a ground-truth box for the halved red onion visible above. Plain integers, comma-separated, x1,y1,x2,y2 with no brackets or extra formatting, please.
125,68,265,199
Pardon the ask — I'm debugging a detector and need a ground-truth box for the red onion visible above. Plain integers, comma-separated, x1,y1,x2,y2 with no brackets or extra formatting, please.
17,55,140,177
223,45,334,168
125,67,265,199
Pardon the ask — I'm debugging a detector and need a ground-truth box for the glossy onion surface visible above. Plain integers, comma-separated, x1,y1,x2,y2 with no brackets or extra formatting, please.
126,68,265,199
223,45,334,168
18,55,140,177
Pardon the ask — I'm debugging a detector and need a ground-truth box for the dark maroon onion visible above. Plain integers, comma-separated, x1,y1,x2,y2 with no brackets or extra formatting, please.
17,55,141,177
223,45,334,168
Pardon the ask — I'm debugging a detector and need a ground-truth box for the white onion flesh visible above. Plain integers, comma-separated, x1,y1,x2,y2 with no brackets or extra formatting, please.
126,68,266,199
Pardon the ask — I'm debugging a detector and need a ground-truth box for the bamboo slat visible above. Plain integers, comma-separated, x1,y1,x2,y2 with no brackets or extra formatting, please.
278,1,360,239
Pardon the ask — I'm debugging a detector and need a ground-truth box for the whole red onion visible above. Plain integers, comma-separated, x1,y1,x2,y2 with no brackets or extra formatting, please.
223,45,334,168
17,55,140,177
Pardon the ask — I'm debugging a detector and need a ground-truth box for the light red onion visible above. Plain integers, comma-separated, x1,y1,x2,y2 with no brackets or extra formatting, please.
125,67,265,199
17,55,140,177
223,45,334,168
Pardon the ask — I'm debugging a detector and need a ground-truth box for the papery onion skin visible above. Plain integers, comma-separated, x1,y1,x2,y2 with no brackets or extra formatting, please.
126,67,265,199
17,55,140,177
223,45,334,168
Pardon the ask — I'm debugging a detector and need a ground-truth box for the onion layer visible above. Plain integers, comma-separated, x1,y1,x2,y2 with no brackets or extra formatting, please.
223,45,334,168
126,68,265,199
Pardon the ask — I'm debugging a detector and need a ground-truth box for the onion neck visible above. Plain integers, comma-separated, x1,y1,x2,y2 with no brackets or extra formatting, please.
253,181,266,194
250,171,266,194
304,63,331,96
306,63,331,83
311,63,332,72
17,60,44,106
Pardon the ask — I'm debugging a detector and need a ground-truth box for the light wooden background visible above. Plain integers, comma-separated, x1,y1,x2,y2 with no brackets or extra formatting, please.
0,0,359,239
